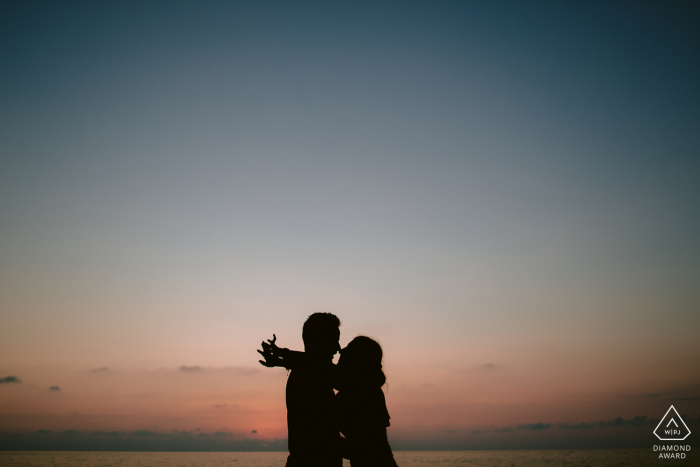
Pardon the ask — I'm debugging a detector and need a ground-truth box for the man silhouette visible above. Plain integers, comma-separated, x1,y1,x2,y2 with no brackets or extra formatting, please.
267,313,342,467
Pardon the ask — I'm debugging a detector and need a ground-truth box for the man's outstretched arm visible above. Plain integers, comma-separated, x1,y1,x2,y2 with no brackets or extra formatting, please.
257,334,305,369
257,335,341,388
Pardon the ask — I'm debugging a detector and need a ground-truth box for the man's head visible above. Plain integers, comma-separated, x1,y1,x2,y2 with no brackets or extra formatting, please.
302,313,341,357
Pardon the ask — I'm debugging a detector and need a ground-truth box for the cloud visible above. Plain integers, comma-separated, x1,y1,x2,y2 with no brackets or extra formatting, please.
90,367,109,373
557,416,655,430
599,416,650,427
179,365,204,372
49,386,60,391
474,363,504,373
492,423,552,433
131,430,168,438
214,404,227,408
558,422,595,430
251,430,258,434
517,423,552,431
490,416,652,435
0,376,20,384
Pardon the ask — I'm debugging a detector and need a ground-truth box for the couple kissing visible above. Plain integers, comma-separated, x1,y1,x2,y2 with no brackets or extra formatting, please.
258,312,398,467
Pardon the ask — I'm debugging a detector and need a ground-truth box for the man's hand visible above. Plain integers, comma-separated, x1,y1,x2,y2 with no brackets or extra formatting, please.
258,334,284,367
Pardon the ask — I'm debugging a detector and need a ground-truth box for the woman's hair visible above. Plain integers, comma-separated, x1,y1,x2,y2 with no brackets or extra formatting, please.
344,335,386,388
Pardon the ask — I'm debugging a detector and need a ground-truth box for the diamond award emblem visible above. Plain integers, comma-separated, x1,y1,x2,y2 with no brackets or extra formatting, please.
654,405,691,441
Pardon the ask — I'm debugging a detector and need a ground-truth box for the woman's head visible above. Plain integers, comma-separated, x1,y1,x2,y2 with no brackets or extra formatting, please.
338,335,386,388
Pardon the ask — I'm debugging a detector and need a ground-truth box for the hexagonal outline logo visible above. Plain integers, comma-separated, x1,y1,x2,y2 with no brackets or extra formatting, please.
654,405,691,441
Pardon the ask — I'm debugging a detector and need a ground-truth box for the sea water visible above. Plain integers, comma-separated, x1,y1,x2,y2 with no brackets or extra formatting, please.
0,450,696,467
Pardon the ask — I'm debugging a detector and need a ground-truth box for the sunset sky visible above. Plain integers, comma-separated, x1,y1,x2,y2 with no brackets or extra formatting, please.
1,1,699,450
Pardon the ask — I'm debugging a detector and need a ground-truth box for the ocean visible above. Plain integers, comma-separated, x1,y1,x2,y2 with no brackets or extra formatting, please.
0,450,696,467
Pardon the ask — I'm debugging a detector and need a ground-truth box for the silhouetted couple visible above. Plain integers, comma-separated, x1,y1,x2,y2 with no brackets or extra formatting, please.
258,313,398,467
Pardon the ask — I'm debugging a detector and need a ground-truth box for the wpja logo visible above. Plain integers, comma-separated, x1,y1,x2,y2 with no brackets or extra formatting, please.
653,405,691,460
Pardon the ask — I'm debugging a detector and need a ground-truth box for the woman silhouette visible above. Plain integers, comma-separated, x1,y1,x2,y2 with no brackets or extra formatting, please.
335,336,398,467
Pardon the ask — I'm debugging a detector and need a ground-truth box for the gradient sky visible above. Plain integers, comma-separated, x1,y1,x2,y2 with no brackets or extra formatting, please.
1,0,699,450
